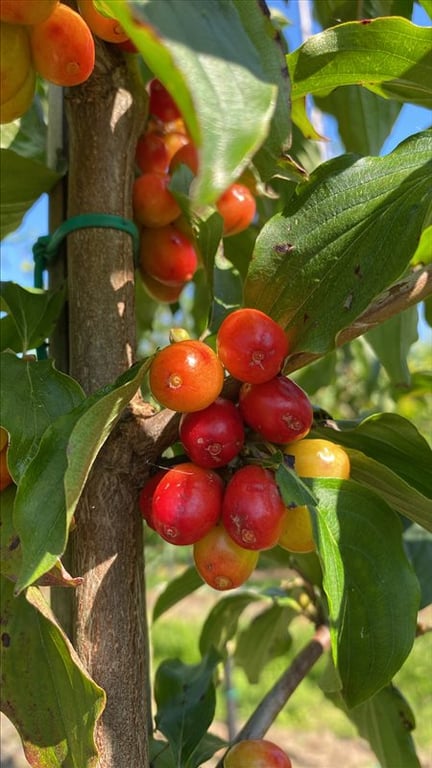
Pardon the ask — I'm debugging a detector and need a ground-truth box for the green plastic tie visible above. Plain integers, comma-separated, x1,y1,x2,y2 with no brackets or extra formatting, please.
32,213,140,358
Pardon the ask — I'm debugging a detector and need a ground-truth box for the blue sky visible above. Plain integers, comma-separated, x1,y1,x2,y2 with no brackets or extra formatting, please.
1,0,431,345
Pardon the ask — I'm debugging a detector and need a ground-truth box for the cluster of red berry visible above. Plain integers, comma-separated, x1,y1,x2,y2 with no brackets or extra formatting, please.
140,308,330,591
133,80,257,303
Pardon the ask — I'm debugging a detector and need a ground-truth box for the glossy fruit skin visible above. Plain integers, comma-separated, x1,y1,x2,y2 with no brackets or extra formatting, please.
284,438,350,479
0,22,33,103
149,340,225,412
278,505,315,553
0,66,35,123
179,397,244,469
133,172,181,228
239,375,313,444
136,132,170,174
30,3,95,87
138,470,167,529
78,0,129,43
216,183,256,236
217,308,289,384
139,224,198,286
0,0,58,25
222,465,285,550
151,462,223,545
140,270,186,304
0,445,13,491
149,78,181,123
224,739,292,768
194,523,259,590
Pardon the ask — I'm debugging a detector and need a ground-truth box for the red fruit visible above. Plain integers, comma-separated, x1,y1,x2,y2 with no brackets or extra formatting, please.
138,470,167,529
30,3,95,86
151,462,223,545
193,523,258,590
139,224,198,286
216,183,256,236
148,78,181,123
224,739,292,767
179,397,244,469
140,270,186,304
222,465,285,550
239,375,313,444
149,339,225,412
216,308,289,384
170,142,199,175
77,0,129,43
0,0,58,25
133,172,181,228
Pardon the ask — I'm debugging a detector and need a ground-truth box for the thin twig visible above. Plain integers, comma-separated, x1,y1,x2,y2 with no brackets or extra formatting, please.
215,624,331,766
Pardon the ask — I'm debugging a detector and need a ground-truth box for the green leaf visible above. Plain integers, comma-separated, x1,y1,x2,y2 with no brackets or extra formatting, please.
410,224,432,264
0,149,61,239
275,461,318,507
287,17,432,107
347,448,432,533
310,478,420,708
244,130,432,355
364,305,419,386
154,649,220,767
0,281,66,355
0,95,49,164
13,358,152,592
187,732,228,768
403,523,432,608
208,251,244,333
328,680,421,768
103,0,277,205
313,0,414,27
315,86,402,156
199,592,262,656
234,603,294,684
313,412,432,499
0,577,105,768
152,566,204,623
0,486,20,581
0,353,85,482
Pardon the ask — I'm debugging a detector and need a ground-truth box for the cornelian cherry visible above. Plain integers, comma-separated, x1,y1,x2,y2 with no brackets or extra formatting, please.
140,270,186,304
239,375,313,444
133,172,181,228
224,739,292,767
179,397,244,468
222,465,285,550
217,183,256,236
151,462,223,545
194,523,258,590
170,142,199,175
77,0,129,43
148,78,181,123
149,340,224,412
139,224,198,286
138,470,167,529
217,308,289,384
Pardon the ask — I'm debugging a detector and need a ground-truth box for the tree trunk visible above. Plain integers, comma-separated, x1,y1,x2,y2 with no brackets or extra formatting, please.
64,39,152,767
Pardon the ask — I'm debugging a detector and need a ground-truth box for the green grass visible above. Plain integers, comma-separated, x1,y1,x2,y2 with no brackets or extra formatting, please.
150,607,432,751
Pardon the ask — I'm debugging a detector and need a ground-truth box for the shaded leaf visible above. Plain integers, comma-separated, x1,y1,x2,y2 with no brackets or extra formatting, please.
199,592,262,656
403,523,432,608
0,281,66,355
0,577,105,768
288,17,432,107
365,305,419,386
346,447,432,533
13,358,152,592
275,461,318,507
152,566,203,623
234,603,294,684
310,478,420,707
244,131,432,355
0,149,61,239
103,0,277,205
154,649,220,767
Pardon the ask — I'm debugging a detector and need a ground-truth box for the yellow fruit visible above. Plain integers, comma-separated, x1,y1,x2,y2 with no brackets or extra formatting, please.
0,22,32,104
0,65,35,123
284,438,350,479
278,505,315,553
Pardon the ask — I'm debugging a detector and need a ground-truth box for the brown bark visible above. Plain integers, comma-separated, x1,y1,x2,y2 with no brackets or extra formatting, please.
64,39,152,767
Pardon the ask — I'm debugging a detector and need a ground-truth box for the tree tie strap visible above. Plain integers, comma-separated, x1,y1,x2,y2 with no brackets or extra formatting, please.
33,213,140,289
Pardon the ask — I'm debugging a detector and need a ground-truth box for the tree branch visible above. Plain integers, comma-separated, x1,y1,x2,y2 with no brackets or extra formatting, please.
284,264,432,374
216,624,331,766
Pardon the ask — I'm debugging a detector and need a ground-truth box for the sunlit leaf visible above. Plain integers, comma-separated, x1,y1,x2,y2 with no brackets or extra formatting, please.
365,305,418,386
234,603,294,683
152,566,203,623
245,131,432,355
